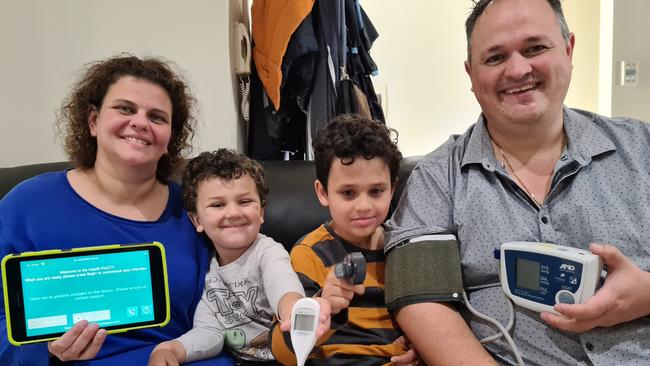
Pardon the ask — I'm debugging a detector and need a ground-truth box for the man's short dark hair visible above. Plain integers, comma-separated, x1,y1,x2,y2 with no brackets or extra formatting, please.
182,149,269,212
465,0,570,61
312,114,402,191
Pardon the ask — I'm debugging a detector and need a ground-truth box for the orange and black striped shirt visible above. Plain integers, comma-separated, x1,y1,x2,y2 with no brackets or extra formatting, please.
270,223,406,366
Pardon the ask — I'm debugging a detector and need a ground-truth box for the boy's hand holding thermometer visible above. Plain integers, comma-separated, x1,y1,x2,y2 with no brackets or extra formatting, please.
290,298,321,366
279,297,330,366
282,253,366,365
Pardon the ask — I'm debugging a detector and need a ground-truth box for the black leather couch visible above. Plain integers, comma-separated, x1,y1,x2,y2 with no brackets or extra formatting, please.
0,157,422,250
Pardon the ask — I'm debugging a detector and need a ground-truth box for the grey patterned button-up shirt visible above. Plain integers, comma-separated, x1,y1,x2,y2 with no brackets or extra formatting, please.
385,107,650,365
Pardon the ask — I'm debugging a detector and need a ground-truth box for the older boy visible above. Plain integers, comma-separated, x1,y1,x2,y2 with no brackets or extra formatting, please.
271,115,416,365
149,149,330,366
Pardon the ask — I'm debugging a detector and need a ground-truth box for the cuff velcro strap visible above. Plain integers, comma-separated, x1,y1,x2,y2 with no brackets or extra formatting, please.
385,237,463,312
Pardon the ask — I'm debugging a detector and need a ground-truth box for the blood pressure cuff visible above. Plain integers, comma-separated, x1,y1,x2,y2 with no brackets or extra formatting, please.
385,235,464,312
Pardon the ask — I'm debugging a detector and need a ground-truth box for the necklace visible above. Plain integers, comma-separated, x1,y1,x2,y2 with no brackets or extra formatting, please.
496,146,542,207
492,134,565,208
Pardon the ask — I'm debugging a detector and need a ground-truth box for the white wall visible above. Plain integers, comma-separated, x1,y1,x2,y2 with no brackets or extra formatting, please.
0,0,244,168
611,0,650,121
362,2,480,157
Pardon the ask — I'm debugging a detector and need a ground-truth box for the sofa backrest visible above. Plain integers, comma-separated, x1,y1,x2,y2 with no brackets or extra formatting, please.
260,156,421,248
0,156,422,251
0,162,74,199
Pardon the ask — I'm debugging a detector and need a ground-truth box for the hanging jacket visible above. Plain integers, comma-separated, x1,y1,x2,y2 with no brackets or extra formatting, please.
247,13,319,161
248,0,385,160
251,0,314,111
335,0,384,122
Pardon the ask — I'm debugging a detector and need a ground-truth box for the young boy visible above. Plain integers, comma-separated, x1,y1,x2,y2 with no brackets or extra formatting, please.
271,115,416,365
149,149,330,366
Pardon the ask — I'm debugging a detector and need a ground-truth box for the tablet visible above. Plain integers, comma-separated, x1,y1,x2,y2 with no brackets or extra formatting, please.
2,242,170,345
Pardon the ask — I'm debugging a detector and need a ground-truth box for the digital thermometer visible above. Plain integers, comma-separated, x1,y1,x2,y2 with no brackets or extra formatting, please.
500,242,603,314
290,297,320,366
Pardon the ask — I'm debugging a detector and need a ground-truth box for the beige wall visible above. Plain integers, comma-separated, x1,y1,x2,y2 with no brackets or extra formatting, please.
611,0,650,121
362,2,481,157
364,0,603,157
0,0,605,166
564,0,601,113
0,0,245,168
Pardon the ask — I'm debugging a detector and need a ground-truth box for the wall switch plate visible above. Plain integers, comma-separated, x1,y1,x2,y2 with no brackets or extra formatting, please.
619,61,639,86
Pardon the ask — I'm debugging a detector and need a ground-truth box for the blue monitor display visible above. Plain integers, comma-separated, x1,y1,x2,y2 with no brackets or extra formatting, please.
20,250,155,337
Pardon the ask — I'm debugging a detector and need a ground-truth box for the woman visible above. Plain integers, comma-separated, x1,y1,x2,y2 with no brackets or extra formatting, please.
0,55,233,366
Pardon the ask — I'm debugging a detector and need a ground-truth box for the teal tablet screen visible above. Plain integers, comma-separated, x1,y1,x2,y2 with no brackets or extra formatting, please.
20,250,155,336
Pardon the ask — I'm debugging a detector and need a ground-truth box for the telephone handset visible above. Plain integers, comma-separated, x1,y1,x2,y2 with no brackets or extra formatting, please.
234,22,251,122
234,22,251,75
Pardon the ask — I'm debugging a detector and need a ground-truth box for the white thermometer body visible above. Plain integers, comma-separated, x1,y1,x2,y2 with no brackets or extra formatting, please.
290,297,320,366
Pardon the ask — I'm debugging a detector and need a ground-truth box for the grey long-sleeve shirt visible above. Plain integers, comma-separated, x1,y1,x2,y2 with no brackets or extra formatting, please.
177,234,304,362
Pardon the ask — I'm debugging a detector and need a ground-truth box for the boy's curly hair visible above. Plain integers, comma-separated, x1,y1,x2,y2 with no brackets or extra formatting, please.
312,114,402,190
182,149,269,212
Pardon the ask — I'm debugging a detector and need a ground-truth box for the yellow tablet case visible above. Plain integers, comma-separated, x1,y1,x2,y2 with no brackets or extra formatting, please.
2,242,170,345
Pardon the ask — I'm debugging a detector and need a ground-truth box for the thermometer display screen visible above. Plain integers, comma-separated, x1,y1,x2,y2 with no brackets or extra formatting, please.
516,258,540,291
294,313,316,332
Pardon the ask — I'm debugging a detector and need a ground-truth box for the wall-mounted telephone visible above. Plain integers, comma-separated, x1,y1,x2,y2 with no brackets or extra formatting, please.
234,22,251,75
234,22,251,122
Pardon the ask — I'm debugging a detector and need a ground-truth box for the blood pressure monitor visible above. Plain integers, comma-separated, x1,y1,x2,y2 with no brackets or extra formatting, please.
499,242,603,314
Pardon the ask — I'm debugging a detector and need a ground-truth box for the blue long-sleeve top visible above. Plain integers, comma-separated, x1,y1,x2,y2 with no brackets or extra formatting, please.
0,171,233,366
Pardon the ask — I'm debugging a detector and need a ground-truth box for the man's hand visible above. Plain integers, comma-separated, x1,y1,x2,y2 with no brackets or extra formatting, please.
391,335,422,366
321,267,365,314
279,297,332,337
47,320,106,361
541,243,650,332
148,341,186,366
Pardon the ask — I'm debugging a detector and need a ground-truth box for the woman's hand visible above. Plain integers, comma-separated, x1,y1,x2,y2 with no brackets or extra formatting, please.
47,320,106,361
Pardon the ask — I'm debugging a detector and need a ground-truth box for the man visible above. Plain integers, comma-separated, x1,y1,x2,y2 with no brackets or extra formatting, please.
384,0,650,365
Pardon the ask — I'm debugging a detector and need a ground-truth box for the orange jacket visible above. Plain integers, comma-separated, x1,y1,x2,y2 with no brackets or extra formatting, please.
252,0,314,111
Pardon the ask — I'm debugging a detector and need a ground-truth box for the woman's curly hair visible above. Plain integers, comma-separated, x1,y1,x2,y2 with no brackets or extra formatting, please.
312,114,402,190
182,149,269,213
56,54,197,182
